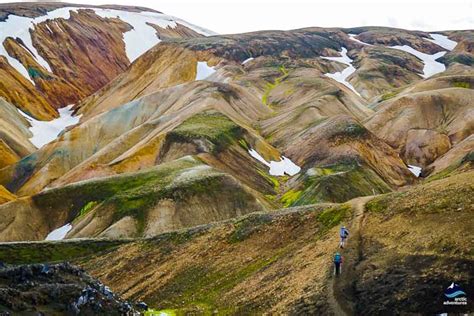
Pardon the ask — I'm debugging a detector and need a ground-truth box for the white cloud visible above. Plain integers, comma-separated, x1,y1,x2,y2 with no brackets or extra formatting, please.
8,0,474,34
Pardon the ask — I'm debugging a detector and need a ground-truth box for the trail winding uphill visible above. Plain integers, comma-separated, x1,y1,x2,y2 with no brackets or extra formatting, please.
327,196,376,316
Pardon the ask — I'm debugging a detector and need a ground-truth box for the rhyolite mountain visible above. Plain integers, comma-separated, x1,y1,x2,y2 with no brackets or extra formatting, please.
0,2,214,120
0,2,472,314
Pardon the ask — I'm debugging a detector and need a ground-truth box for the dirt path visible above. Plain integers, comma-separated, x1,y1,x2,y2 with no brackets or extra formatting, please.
327,196,377,315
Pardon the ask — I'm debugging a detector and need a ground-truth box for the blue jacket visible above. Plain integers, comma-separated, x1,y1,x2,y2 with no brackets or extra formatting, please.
334,254,342,263
340,227,349,238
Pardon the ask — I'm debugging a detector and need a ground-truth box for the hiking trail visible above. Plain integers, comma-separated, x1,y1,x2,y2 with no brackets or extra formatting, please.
327,196,377,315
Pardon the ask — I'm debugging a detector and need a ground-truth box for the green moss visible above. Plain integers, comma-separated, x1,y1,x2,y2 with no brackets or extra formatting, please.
169,112,244,154
280,189,303,207
462,151,474,163
33,157,244,236
452,81,471,89
262,66,289,107
228,213,273,243
145,309,177,316
75,201,98,220
367,172,474,215
317,204,351,229
381,91,398,101
441,53,474,66
150,251,284,313
428,151,474,182
286,162,391,206
238,139,249,150
0,240,126,264
257,169,280,191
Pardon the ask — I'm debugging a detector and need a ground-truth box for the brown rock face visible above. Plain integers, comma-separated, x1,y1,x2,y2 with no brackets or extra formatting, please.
350,27,444,54
3,37,85,108
350,46,423,100
365,88,474,152
0,56,58,120
31,9,132,100
0,8,135,116
148,22,204,40
76,43,201,120
401,129,451,166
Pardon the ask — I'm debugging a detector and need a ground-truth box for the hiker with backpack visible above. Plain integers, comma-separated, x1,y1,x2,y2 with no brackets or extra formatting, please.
339,225,349,248
333,252,343,275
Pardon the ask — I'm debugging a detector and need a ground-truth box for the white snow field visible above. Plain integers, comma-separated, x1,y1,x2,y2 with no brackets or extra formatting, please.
390,45,446,78
408,165,422,177
195,61,216,80
348,33,372,46
18,105,81,148
426,33,457,51
322,47,361,96
0,7,216,82
92,9,215,62
248,149,301,176
242,57,254,64
45,223,72,241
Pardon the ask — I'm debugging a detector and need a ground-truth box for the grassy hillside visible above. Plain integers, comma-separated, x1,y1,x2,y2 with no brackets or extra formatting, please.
1,171,472,314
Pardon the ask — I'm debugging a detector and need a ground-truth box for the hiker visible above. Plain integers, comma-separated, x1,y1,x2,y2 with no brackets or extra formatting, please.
339,225,349,248
334,252,343,275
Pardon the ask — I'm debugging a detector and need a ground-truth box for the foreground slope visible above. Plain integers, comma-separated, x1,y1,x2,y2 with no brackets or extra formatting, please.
0,170,472,314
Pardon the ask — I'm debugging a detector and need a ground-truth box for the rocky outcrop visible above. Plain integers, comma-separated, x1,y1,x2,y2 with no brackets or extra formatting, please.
31,9,132,99
0,2,162,21
3,36,85,109
149,22,204,40
0,56,58,120
0,262,142,314
441,30,473,68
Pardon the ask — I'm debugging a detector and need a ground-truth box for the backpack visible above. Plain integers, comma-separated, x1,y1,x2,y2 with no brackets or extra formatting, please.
334,254,342,263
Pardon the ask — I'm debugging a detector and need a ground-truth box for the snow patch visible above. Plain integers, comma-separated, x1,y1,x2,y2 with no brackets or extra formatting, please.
19,104,81,148
348,34,372,46
426,34,457,51
0,7,216,81
242,57,254,65
45,223,72,241
87,9,216,62
248,149,301,176
322,47,361,96
408,165,422,177
390,45,446,78
195,61,216,80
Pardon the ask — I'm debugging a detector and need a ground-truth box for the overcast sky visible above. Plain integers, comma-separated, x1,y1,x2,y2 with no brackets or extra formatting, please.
10,0,474,34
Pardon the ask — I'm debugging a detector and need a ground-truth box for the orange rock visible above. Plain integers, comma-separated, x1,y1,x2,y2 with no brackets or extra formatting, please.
31,9,132,98
0,56,58,120
3,37,86,108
